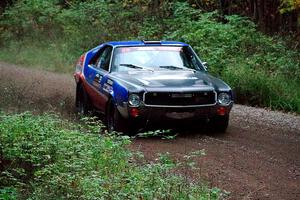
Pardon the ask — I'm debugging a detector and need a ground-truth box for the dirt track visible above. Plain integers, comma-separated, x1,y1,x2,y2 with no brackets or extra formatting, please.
1,62,299,200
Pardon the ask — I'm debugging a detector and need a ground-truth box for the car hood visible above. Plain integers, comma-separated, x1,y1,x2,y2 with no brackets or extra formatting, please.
110,70,230,92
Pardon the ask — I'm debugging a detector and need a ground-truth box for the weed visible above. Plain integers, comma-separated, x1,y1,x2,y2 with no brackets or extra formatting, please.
0,112,219,199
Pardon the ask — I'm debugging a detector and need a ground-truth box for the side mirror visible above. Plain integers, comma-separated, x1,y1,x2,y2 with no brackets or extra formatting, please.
202,62,208,71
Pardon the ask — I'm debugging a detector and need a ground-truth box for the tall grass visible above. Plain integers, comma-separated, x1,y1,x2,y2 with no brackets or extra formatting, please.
0,39,76,73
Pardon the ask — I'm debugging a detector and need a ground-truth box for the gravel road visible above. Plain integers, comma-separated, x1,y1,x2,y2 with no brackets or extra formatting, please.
1,62,299,199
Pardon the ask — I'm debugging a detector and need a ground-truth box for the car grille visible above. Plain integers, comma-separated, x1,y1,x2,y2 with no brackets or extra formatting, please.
144,91,216,106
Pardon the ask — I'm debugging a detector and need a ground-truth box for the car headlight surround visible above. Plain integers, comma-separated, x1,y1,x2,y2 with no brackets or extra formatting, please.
128,94,141,107
217,92,231,105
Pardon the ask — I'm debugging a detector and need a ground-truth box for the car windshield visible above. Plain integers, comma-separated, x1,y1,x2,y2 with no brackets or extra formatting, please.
110,46,204,72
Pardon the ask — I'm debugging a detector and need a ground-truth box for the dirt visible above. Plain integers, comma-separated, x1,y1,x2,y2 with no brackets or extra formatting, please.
0,62,75,115
1,62,299,200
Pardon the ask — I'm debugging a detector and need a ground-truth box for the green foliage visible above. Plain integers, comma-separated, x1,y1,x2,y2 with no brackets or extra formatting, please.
165,2,300,113
280,0,300,13
0,0,170,72
0,0,60,39
0,0,299,113
0,187,17,200
0,112,218,199
136,129,176,139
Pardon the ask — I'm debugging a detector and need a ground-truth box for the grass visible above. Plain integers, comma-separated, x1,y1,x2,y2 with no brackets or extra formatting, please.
0,112,220,199
0,39,76,73
222,64,300,112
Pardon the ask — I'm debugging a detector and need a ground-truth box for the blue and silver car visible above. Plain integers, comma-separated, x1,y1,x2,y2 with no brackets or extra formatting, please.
74,40,233,133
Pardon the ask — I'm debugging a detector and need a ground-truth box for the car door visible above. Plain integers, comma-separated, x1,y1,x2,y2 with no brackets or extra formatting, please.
85,45,113,112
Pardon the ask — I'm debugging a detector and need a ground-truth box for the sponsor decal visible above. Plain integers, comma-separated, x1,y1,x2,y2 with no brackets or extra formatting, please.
92,74,102,88
119,46,182,52
103,83,112,93
107,79,114,86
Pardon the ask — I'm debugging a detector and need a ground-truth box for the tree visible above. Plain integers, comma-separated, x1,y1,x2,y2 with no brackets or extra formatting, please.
218,0,299,33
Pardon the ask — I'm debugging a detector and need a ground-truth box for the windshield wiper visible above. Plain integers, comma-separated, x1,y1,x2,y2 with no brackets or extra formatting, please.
119,64,154,72
159,65,195,72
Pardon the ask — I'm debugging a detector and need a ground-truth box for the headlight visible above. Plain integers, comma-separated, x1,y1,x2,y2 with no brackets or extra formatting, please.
218,93,231,105
128,94,141,107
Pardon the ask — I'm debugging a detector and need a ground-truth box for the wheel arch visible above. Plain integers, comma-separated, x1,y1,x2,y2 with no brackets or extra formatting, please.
105,94,115,116
75,81,83,107
75,79,94,112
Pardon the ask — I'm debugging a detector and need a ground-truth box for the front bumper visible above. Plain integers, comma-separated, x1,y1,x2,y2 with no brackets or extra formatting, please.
124,103,233,122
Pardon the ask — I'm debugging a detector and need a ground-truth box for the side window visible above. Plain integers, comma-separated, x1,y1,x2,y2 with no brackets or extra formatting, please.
185,47,202,70
89,45,113,71
95,46,112,71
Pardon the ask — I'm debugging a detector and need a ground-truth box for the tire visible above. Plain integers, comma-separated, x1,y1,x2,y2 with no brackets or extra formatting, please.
106,100,129,133
209,115,229,133
75,84,92,116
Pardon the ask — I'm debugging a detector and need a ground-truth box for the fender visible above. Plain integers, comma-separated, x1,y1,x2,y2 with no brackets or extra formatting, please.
103,78,129,118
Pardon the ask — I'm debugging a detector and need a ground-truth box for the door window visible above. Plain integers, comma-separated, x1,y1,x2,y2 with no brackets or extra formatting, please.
95,46,112,71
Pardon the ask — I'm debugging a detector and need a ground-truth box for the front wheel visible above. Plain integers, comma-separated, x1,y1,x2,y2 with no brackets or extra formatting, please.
209,115,229,133
106,101,129,134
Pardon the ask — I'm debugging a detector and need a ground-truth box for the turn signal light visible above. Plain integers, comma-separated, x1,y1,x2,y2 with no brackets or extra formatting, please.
217,107,226,116
129,108,139,117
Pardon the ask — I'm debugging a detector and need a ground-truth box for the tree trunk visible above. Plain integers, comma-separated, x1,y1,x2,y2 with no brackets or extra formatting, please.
219,0,230,15
217,0,298,34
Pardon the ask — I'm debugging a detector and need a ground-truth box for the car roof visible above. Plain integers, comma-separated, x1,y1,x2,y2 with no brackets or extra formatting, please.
105,40,189,47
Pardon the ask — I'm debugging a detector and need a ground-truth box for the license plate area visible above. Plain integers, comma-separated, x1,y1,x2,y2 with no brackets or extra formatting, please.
165,112,195,119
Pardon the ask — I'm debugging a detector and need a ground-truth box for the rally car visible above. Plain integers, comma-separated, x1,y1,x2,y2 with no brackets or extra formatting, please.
74,40,233,133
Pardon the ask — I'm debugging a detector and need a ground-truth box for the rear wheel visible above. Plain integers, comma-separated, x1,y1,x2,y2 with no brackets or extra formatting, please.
106,100,129,133
209,115,229,133
75,84,92,116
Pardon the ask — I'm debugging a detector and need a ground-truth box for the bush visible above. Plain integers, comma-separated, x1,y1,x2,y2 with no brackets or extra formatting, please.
165,2,300,113
0,112,218,199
